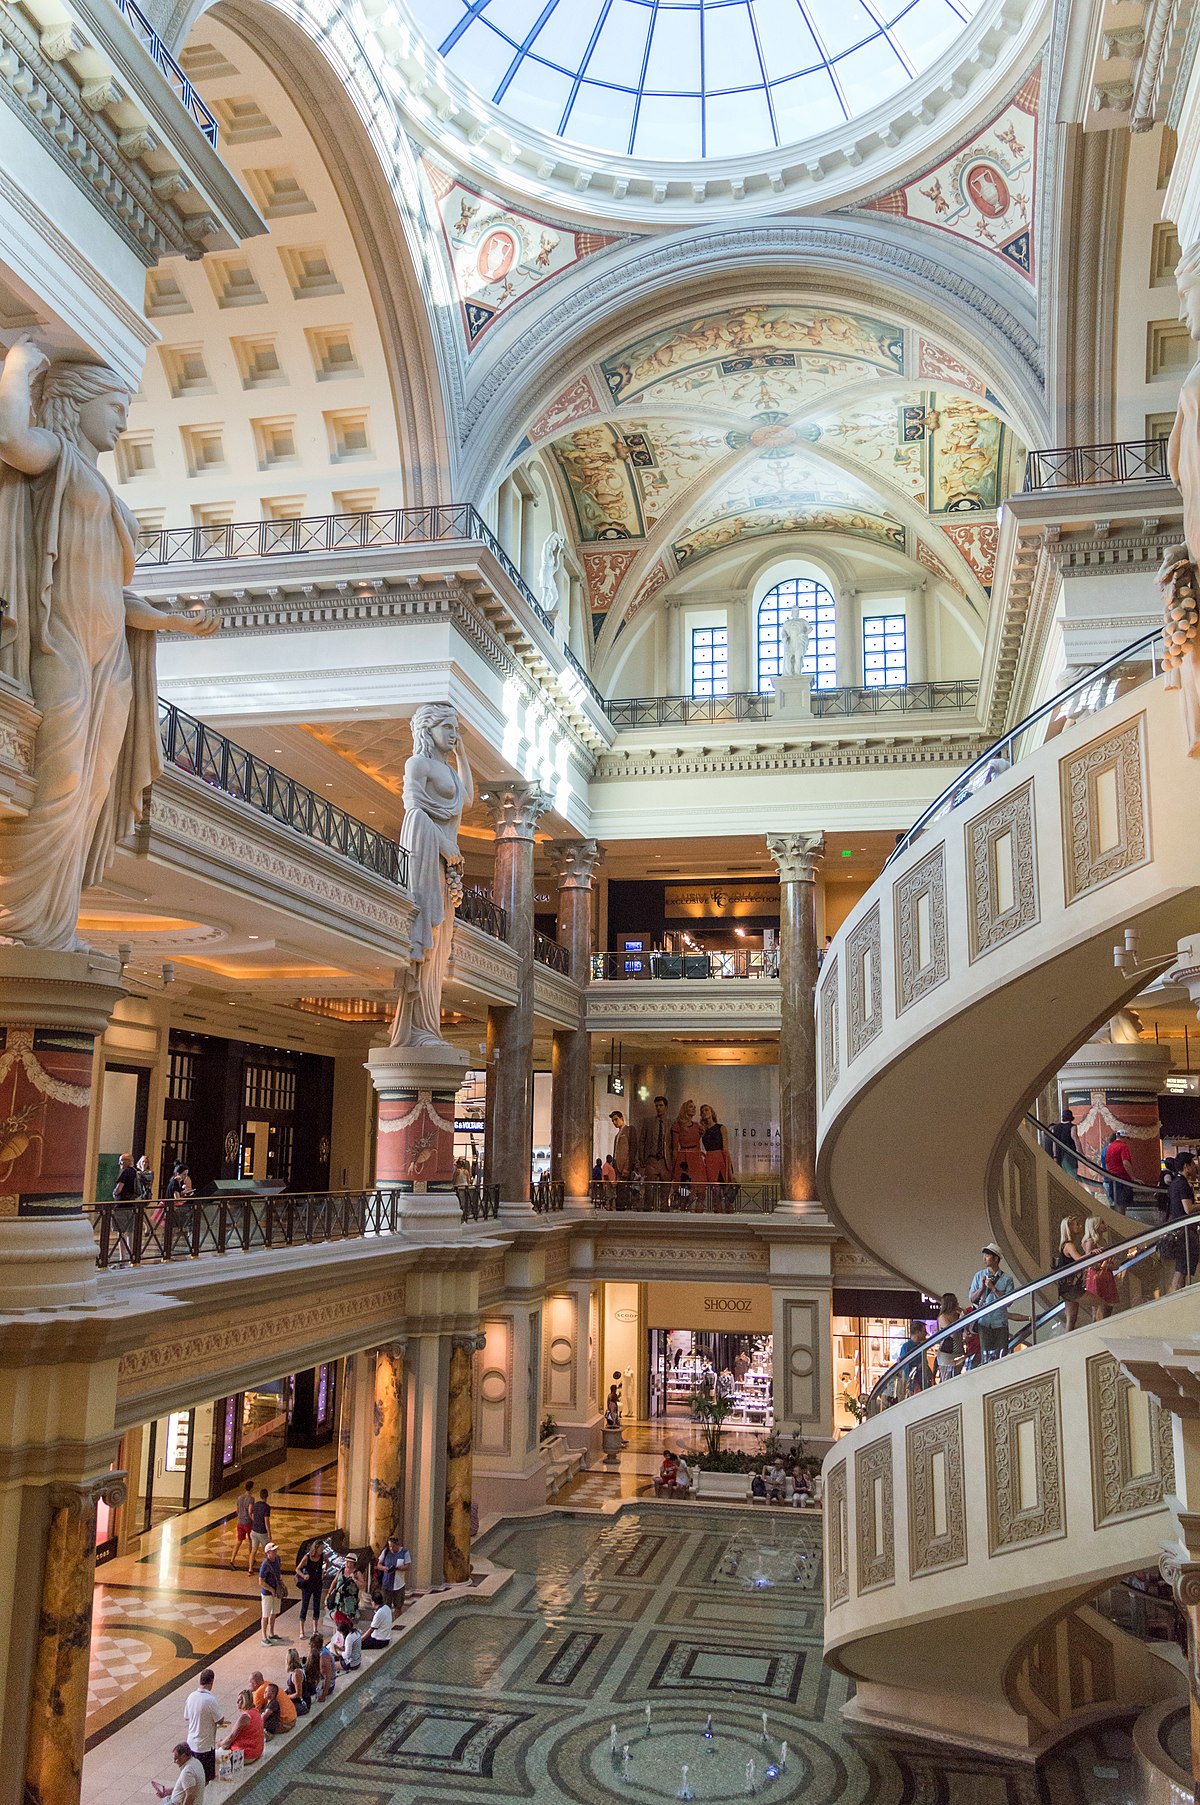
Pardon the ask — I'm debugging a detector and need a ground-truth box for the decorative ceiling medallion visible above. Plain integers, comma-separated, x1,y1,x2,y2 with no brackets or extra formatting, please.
421,156,623,350
856,64,1041,284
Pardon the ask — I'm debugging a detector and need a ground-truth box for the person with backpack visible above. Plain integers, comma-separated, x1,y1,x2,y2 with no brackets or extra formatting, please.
325,1561,360,1627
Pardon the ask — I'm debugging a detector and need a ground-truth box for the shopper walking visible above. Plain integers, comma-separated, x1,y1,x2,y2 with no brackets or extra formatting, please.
1054,1214,1088,1331
968,1244,1016,1361
934,1294,963,1380
1049,1110,1078,1176
1167,1154,1199,1290
247,1487,271,1574
378,1535,410,1614
1082,1218,1119,1319
152,1744,206,1803
181,1671,221,1784
231,1481,255,1569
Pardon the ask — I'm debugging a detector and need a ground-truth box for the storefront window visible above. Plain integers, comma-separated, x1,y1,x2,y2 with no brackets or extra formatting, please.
832,1314,913,1432
242,1380,289,1463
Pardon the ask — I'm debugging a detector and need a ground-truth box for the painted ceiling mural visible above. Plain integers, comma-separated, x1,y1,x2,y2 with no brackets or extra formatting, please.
421,156,625,350
525,306,1024,638
855,65,1041,284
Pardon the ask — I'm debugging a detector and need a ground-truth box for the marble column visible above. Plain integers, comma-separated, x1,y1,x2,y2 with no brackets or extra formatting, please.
25,1471,126,1805
485,782,547,1206
766,833,825,1204
335,1352,372,1546
444,1331,485,1584
402,1332,449,1590
1059,1032,1171,1191
368,1340,406,1550
0,948,127,1309
548,839,600,1198
366,1042,468,1232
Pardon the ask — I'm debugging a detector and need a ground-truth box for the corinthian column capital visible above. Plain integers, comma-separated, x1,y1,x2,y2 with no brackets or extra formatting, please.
485,780,548,842
547,838,600,891
767,831,825,885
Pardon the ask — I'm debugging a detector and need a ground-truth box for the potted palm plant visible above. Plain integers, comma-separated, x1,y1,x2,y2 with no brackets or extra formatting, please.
691,1392,750,1499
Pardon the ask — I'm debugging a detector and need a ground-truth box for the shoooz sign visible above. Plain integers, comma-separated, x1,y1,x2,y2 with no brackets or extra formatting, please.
645,1281,771,1332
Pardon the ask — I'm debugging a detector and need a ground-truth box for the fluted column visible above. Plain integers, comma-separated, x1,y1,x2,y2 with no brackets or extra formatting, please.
767,833,825,1203
444,1331,485,1583
485,781,547,1205
25,1471,126,1805
548,839,600,1198
368,1341,406,1551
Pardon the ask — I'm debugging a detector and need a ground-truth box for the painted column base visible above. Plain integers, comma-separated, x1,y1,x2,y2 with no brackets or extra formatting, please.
0,1214,100,1311
367,1042,469,1232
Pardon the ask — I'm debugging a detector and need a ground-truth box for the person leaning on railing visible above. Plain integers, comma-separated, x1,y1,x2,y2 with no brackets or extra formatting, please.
1167,1153,1200,1290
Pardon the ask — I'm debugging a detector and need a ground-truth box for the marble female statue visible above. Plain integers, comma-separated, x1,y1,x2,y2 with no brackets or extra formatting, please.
538,531,566,618
781,612,811,677
388,702,473,1048
1157,242,1200,755
0,333,216,950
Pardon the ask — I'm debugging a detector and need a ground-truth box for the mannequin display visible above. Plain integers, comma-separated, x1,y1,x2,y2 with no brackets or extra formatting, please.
670,1099,703,1183
699,1104,733,1183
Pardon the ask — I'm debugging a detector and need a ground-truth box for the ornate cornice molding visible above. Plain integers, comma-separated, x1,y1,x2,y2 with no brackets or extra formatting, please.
594,735,988,780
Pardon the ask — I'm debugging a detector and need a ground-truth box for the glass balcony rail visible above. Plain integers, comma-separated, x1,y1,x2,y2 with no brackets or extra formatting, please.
1023,439,1171,491
134,505,605,710
863,1213,1195,1416
111,0,219,145
602,682,978,728
159,699,408,886
591,948,780,981
534,930,571,975
532,1176,565,1213
888,628,1163,867
459,888,507,941
591,1178,779,1214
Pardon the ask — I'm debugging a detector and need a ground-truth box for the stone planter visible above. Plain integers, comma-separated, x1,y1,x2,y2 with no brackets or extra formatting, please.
601,1427,624,1467
695,1469,750,1501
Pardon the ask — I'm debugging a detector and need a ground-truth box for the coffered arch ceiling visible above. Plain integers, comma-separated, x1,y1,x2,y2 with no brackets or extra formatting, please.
508,301,1025,658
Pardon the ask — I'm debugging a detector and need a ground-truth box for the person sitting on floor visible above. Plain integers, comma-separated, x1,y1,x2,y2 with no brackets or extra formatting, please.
362,1589,393,1650
284,1648,311,1716
257,1681,295,1738
332,1615,362,1672
218,1691,263,1764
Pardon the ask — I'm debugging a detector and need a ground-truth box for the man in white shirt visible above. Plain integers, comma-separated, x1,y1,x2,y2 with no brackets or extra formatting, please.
362,1588,393,1648
182,1671,221,1782
153,1743,206,1803
335,1622,363,1671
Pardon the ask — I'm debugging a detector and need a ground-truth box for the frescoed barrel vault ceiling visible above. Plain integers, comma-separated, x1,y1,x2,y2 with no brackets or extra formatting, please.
514,303,1026,649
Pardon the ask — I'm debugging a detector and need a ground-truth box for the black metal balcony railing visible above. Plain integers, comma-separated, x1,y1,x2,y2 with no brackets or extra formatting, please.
591,948,780,981
534,930,571,976
112,0,219,146
159,700,408,886
459,1183,500,1222
459,888,507,940
91,1189,400,1266
1023,438,1170,492
532,1176,566,1213
135,505,605,712
604,693,774,727
604,682,978,727
591,1179,779,1214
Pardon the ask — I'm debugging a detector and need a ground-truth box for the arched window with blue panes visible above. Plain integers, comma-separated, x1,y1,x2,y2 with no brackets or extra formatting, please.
757,578,837,691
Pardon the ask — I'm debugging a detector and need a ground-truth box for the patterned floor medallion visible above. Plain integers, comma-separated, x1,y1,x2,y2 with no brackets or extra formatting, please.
235,1505,1133,1805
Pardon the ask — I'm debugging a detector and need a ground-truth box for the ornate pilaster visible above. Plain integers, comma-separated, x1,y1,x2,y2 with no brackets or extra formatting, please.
766,833,825,1204
26,1472,127,1805
444,1331,486,1584
485,782,548,1206
548,839,600,1199
369,1340,407,1551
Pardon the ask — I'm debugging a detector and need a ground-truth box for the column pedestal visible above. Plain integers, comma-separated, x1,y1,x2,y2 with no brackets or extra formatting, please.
25,1472,126,1805
367,1042,469,1232
0,948,126,1310
771,672,813,719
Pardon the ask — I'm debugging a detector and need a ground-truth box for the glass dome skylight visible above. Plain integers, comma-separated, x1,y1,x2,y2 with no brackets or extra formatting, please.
409,0,981,162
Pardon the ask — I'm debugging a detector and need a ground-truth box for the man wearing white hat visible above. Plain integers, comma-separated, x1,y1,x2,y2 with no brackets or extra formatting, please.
968,1244,1016,1362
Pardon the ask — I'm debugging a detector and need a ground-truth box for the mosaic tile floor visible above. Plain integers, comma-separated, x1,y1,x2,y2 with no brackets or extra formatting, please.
236,1504,1134,1805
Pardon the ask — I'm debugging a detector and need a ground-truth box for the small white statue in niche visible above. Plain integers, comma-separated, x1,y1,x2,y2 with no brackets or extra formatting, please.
538,532,567,618
781,612,811,678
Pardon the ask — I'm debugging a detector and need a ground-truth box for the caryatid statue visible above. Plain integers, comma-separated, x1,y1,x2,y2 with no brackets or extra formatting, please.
1158,243,1200,756
538,531,567,618
388,702,473,1048
0,333,217,950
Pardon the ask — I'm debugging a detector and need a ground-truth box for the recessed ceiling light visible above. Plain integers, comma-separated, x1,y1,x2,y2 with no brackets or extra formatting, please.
248,935,259,940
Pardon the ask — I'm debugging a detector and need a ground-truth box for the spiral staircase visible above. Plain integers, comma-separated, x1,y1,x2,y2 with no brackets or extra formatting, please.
815,638,1200,1775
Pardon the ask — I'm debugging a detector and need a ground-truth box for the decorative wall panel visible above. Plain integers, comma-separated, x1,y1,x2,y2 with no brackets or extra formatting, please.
855,1436,895,1592
985,1370,1066,1554
906,1405,968,1577
820,956,840,1103
1060,714,1150,903
781,1297,824,1428
543,1294,577,1413
1086,1352,1175,1526
994,1136,1040,1271
826,1459,849,1606
846,904,883,1062
966,779,1039,959
894,844,948,1012
476,1317,513,1457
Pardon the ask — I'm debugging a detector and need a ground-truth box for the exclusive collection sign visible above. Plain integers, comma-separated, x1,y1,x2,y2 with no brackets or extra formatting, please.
663,881,779,920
